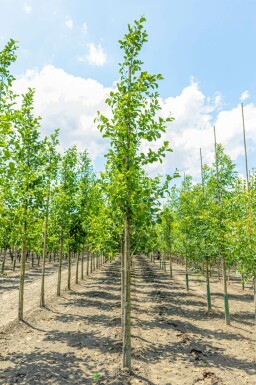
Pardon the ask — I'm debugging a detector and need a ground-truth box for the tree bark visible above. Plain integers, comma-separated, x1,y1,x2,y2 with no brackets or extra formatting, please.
18,203,27,321
40,184,50,307
67,245,71,290
57,233,63,296
122,216,131,369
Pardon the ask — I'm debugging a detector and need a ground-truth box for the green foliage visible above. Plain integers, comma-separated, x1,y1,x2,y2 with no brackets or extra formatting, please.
96,17,174,255
158,145,255,282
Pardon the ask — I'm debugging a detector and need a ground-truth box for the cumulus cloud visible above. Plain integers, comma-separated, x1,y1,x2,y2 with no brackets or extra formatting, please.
13,66,111,163
86,43,107,66
143,81,256,178
13,66,256,178
65,17,73,30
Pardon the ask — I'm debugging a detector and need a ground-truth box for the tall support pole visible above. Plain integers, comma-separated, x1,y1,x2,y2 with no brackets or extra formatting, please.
200,148,211,311
214,127,230,325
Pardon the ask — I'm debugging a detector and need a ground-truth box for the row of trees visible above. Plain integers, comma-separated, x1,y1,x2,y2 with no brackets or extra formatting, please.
0,40,119,319
1,20,176,369
158,142,256,324
2,18,253,372
96,17,176,367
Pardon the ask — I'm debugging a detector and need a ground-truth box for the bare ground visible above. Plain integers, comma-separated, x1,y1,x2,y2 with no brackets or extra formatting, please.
0,256,255,385
0,260,76,329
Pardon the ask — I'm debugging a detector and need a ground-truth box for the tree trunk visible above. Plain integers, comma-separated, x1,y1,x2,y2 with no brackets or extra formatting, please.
40,184,50,307
122,216,131,369
241,273,245,290
169,252,173,278
222,258,230,325
18,205,27,321
76,251,79,284
81,252,84,280
86,251,90,276
57,233,63,296
185,255,189,291
206,257,211,311
67,245,71,290
1,248,7,274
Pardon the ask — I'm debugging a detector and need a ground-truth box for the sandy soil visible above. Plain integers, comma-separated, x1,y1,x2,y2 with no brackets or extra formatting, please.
0,256,255,385
0,260,76,329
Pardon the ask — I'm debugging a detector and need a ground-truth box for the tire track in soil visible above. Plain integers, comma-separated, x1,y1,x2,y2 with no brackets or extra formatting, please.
0,260,129,385
0,256,255,385
0,261,77,330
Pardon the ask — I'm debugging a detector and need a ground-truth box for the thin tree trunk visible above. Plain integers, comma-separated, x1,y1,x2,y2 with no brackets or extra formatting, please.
18,204,27,321
217,262,221,280
222,258,230,325
1,248,7,274
40,184,50,307
206,256,211,311
81,252,84,280
122,216,131,369
241,273,245,290
169,252,173,278
86,251,90,276
76,251,79,284
57,233,63,296
185,255,189,291
214,127,230,325
67,245,71,290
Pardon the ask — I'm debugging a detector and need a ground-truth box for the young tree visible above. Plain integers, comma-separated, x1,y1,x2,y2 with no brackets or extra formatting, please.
56,146,78,294
10,89,44,321
97,17,173,368
40,131,59,307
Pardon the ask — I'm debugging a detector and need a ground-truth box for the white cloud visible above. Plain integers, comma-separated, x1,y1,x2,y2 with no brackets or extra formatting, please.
86,43,107,66
24,2,32,14
214,102,256,159
13,66,111,163
12,68,256,179
65,17,73,30
143,83,256,178
240,90,250,102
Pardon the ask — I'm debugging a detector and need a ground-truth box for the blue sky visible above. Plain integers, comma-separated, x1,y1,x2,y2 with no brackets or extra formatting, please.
1,0,256,178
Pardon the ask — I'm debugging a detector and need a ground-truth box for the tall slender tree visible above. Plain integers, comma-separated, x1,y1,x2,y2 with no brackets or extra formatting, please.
97,17,173,368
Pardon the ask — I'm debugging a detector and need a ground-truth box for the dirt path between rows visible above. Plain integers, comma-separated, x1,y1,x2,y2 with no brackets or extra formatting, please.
131,257,255,385
154,260,255,330
0,261,77,329
0,256,255,385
